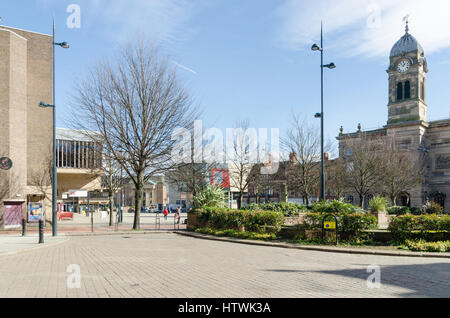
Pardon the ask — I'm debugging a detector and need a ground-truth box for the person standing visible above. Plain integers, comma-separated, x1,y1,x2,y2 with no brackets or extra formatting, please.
163,207,169,221
175,206,181,224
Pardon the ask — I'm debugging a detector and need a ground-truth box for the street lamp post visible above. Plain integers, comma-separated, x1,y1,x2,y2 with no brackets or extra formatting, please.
312,22,335,202
40,17,69,237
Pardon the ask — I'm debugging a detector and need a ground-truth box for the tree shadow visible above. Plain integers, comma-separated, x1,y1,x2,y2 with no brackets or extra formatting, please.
265,262,450,298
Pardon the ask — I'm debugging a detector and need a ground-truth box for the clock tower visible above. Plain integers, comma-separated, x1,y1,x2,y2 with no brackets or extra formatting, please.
387,21,428,125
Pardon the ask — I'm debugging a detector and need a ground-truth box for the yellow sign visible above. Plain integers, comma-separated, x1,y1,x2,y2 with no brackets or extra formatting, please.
324,222,336,230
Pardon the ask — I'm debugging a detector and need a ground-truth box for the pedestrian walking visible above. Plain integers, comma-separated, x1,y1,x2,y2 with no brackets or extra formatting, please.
163,208,169,221
175,206,181,224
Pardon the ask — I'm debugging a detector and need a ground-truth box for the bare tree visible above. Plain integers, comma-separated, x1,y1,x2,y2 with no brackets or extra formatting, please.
282,115,324,205
167,131,214,200
342,134,384,208
228,120,254,209
379,138,424,205
29,148,52,202
326,158,348,200
28,149,53,224
72,43,197,230
101,153,126,226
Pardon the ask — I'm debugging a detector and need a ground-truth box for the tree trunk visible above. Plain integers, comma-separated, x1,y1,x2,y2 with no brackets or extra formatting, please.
133,174,144,231
238,192,243,210
109,193,114,227
359,194,364,208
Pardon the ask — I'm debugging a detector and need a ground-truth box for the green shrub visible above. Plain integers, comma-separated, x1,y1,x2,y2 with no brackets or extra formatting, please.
387,206,411,215
195,208,285,234
410,207,423,215
423,201,444,215
193,185,226,209
369,196,388,213
303,211,377,242
403,240,450,253
311,199,363,214
389,214,450,242
245,202,306,216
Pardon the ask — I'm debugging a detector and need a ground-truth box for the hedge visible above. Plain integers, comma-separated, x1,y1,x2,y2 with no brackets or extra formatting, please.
245,202,306,217
404,240,450,253
303,211,377,242
311,200,365,214
387,206,434,216
388,214,450,242
196,207,285,233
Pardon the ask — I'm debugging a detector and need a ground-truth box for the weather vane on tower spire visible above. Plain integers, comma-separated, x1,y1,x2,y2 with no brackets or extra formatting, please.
403,14,410,33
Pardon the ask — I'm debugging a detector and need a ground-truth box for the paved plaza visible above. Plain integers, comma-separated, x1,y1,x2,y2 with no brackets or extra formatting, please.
0,233,448,298
0,213,187,235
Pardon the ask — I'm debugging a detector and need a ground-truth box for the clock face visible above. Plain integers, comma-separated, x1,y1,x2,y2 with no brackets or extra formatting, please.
397,60,411,73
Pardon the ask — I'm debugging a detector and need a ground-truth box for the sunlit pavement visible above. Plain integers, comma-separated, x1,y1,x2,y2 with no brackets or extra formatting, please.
0,233,448,298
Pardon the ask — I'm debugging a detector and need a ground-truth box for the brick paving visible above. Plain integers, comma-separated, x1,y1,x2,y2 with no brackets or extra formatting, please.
0,233,448,298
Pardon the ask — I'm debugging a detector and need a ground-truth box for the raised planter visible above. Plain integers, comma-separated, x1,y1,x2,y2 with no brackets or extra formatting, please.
284,213,307,226
372,211,389,229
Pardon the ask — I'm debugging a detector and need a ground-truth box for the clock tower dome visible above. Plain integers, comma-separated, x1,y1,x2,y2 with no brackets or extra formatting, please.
387,21,428,125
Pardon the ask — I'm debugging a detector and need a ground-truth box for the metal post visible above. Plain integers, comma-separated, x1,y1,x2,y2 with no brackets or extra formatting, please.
119,166,123,223
52,17,58,237
22,218,26,237
89,192,93,233
39,220,44,244
320,22,325,202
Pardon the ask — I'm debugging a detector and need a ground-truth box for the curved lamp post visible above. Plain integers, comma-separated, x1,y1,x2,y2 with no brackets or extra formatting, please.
312,22,335,202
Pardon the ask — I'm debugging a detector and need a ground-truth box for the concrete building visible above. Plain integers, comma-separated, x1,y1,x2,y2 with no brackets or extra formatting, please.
0,26,53,228
0,25,104,228
338,23,450,212
56,128,104,213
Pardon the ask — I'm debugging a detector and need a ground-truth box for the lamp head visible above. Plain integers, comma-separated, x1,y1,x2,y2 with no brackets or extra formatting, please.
60,42,69,49
314,113,322,119
311,44,321,51
325,63,336,69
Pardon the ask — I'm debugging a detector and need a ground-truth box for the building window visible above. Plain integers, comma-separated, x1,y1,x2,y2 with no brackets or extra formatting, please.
404,81,411,99
397,82,403,101
421,80,425,101
345,149,353,157
56,140,102,169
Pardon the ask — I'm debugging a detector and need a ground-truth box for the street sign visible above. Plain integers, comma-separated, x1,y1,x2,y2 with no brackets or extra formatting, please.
322,214,339,246
69,190,88,198
0,157,13,170
324,221,336,230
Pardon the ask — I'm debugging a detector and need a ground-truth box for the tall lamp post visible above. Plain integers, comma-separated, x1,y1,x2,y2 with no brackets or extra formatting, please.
39,17,69,237
312,22,335,202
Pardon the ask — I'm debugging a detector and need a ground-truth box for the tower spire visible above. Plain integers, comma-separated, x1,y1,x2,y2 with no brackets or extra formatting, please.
403,14,410,34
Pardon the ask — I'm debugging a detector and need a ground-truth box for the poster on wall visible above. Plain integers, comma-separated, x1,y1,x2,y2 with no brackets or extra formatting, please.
28,203,43,223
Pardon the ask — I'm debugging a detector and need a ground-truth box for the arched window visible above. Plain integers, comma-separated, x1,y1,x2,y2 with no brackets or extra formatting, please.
397,82,403,101
404,81,411,99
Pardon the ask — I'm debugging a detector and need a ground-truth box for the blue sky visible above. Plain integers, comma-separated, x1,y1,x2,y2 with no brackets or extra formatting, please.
2,0,450,152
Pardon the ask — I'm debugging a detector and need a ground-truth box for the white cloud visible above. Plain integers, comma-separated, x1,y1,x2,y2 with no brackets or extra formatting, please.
276,0,450,59
38,0,202,46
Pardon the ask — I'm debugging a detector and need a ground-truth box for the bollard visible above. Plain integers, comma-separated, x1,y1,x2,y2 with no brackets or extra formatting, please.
38,220,44,244
22,218,27,237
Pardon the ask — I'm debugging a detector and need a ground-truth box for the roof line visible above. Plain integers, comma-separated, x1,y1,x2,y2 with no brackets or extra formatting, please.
0,25,52,37
0,28,28,41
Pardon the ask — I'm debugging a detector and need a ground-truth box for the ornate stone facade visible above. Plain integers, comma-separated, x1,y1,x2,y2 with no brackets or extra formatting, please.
338,24,450,212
